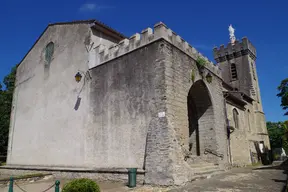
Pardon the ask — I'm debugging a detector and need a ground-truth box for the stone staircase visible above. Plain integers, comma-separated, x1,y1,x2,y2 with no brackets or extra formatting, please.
185,155,226,180
187,163,226,182
191,163,221,175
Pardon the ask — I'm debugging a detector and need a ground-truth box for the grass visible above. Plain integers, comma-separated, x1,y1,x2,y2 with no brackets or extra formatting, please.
0,173,52,182
251,162,262,166
245,162,262,168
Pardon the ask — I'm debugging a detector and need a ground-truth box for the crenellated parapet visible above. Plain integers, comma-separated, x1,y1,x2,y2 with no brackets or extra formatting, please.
213,37,257,63
89,22,221,77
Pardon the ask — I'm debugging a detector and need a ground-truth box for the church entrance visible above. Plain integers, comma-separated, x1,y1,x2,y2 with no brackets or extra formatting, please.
187,80,217,161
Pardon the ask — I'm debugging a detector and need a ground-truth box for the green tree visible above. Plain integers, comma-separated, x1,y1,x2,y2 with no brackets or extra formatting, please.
282,121,288,151
277,78,288,115
267,121,288,154
0,66,16,155
267,121,285,148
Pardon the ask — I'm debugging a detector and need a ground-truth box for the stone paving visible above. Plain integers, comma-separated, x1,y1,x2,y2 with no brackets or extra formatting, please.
169,166,288,192
0,165,287,192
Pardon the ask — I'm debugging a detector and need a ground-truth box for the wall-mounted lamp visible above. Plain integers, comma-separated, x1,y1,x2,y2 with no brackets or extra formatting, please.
75,72,83,83
206,73,212,83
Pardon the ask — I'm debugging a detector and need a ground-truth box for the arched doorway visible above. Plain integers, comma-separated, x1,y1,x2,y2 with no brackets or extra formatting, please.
187,80,216,159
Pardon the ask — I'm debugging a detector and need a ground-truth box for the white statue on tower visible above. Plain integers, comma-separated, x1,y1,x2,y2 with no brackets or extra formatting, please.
228,24,236,44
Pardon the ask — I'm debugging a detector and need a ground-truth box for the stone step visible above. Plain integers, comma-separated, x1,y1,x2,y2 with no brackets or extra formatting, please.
189,163,222,175
189,163,217,167
192,165,219,171
194,167,220,175
190,169,226,182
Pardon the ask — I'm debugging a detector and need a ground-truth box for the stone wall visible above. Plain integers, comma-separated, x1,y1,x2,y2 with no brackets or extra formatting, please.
226,103,251,165
224,100,270,166
88,22,221,78
0,167,145,184
145,39,228,185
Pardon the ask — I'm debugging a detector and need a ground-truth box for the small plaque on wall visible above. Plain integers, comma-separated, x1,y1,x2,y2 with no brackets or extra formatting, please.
158,112,166,118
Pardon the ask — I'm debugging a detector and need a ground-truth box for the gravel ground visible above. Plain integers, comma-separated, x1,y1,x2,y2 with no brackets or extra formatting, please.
169,165,288,192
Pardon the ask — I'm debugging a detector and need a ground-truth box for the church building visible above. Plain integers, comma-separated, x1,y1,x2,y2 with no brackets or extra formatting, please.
6,20,270,185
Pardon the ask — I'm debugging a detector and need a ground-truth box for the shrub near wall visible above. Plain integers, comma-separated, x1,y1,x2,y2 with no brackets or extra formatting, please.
62,178,101,192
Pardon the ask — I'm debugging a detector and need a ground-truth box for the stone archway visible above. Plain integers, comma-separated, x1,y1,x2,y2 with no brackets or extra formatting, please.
187,80,217,161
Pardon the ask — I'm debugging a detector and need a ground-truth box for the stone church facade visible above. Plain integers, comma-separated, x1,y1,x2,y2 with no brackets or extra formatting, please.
6,20,270,185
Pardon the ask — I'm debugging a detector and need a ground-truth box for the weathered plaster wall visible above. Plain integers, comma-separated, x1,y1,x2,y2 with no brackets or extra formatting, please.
226,103,251,165
90,28,119,47
87,40,164,169
7,23,118,167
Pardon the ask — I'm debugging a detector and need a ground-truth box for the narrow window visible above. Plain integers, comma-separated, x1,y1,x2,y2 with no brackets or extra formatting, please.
256,86,260,102
251,62,256,80
233,108,239,129
247,109,251,131
45,42,54,67
231,63,238,80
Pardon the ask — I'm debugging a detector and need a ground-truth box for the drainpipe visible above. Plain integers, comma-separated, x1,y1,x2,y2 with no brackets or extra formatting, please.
223,93,232,164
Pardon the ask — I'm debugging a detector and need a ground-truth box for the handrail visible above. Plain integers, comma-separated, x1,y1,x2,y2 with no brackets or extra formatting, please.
8,177,60,192
204,148,224,160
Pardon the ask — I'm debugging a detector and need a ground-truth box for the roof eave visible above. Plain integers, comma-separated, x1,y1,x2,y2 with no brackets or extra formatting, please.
16,19,126,69
90,23,126,41
224,91,247,107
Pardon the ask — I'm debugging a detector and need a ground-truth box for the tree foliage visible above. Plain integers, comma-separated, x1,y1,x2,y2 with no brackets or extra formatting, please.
267,121,288,153
267,121,284,148
0,66,16,155
277,78,288,116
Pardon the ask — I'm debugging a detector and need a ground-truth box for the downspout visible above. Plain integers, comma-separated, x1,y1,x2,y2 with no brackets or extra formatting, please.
223,93,232,164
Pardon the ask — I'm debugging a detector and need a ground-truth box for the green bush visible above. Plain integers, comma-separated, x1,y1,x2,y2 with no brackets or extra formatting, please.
273,153,280,160
196,57,207,68
62,178,100,192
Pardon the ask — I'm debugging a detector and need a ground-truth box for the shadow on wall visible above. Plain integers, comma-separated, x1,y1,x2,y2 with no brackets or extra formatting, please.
74,97,82,111
187,80,214,157
251,141,273,165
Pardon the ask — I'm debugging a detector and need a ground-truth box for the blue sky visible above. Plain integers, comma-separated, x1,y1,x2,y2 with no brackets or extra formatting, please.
0,0,287,122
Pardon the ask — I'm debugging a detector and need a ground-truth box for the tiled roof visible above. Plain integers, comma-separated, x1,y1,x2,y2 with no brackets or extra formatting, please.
48,19,127,39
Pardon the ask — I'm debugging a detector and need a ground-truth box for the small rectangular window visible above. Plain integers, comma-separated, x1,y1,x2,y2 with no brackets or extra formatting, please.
231,63,238,81
251,62,256,80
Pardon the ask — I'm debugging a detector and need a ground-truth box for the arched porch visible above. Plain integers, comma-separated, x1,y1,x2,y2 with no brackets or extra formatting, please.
187,80,218,163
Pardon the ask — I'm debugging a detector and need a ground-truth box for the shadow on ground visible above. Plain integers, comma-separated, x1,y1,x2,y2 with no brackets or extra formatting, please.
253,160,288,192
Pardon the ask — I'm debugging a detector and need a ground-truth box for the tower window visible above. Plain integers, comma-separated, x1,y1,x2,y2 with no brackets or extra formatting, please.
233,108,239,129
251,62,256,80
230,63,238,80
45,42,54,67
247,109,251,131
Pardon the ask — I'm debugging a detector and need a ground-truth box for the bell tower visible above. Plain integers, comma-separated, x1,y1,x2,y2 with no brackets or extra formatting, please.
213,25,269,138
213,25,263,112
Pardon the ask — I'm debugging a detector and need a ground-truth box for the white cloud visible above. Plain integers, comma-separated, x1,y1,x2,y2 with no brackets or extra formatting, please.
79,3,110,12
193,44,213,51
